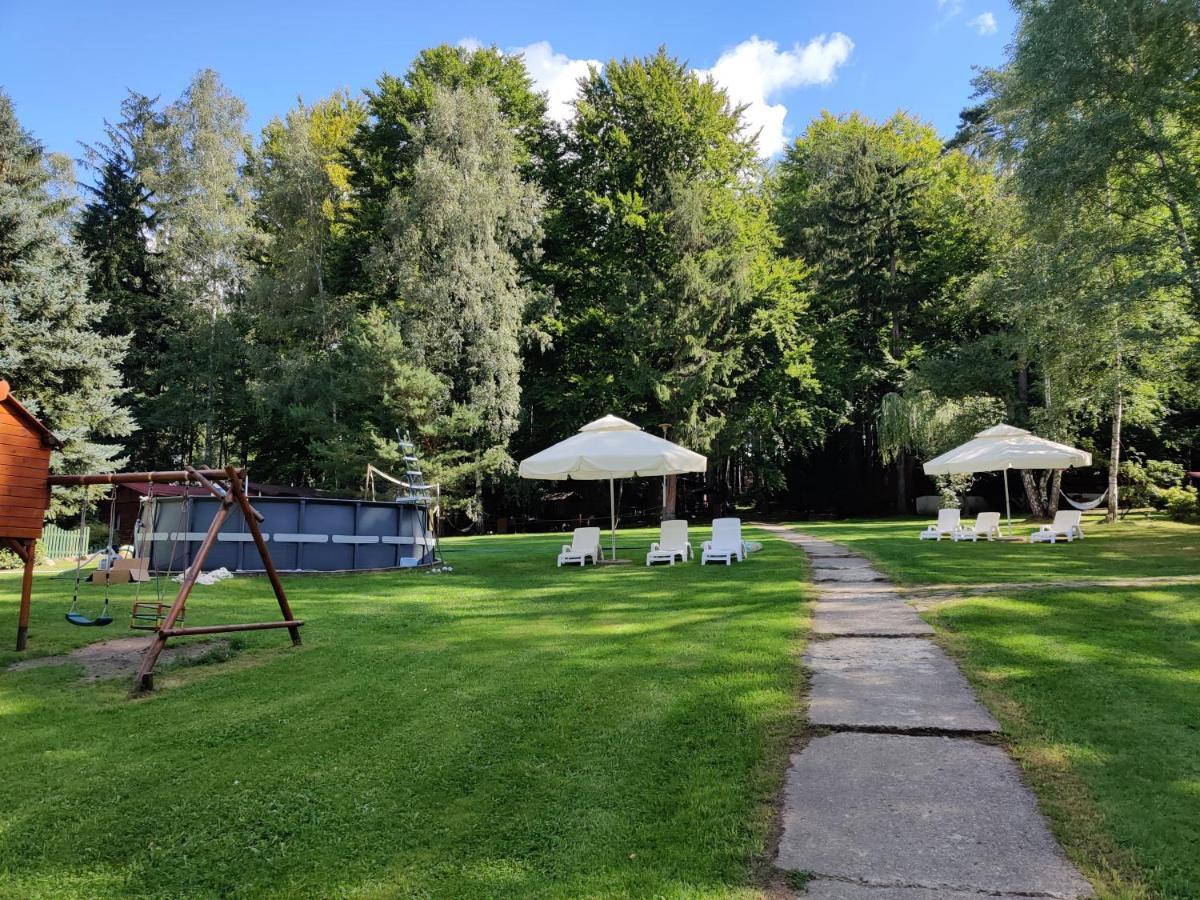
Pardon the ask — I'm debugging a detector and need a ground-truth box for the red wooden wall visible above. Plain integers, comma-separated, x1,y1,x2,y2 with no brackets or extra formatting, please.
0,383,54,539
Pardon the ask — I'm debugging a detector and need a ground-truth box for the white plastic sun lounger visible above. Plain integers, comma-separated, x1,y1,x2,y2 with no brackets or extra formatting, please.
701,518,745,565
919,508,961,541
557,526,602,566
646,520,693,565
1029,510,1084,544
953,511,1002,542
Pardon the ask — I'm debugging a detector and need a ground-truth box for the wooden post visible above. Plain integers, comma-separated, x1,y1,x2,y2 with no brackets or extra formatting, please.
132,494,233,694
225,466,300,646
7,538,36,651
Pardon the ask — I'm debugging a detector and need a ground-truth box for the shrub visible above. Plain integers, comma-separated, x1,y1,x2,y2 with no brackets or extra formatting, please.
1159,486,1200,522
0,542,49,570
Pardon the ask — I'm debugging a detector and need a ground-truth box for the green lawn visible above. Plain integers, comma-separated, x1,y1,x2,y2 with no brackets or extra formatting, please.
0,528,806,899
798,514,1200,585
795,516,1200,899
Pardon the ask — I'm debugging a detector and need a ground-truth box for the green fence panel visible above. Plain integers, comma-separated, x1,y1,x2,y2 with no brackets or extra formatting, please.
41,524,90,559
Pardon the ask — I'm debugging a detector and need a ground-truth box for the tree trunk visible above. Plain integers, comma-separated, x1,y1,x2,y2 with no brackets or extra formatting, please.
1107,390,1122,523
1021,469,1047,519
895,453,908,514
1048,469,1062,517
663,474,677,520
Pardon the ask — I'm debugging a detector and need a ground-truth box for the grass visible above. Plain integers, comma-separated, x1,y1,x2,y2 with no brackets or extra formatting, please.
797,513,1200,585
792,515,1200,898
0,527,807,899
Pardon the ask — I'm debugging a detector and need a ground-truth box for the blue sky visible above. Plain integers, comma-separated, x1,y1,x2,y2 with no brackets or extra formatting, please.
1,0,1013,162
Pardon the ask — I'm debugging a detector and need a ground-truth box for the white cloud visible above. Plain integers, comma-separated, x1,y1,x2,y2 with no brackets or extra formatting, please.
457,36,483,53
697,34,854,157
513,41,601,124
969,12,998,34
938,0,964,17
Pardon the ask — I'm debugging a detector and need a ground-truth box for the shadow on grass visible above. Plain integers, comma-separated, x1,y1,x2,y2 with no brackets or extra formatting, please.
930,585,1200,897
0,529,808,898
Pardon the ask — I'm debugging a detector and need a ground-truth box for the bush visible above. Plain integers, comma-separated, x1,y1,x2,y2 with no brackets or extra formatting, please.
1120,459,1186,509
1159,486,1200,522
0,542,49,570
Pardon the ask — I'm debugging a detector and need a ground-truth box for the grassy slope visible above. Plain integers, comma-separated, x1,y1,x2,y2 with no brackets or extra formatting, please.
796,516,1200,898
0,528,805,899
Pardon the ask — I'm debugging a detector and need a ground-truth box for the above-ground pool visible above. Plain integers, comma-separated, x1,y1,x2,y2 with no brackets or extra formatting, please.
145,495,436,573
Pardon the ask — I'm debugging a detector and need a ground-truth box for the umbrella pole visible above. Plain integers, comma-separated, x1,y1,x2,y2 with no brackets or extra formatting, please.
1004,466,1013,536
609,477,617,561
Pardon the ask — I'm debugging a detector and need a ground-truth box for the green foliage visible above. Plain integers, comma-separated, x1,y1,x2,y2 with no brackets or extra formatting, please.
0,90,133,515
76,92,166,471
531,48,814,501
0,542,46,570
136,69,257,466
371,85,545,521
1159,485,1200,522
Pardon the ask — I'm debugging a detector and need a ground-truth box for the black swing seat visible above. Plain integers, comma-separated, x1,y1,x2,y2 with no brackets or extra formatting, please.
65,612,114,627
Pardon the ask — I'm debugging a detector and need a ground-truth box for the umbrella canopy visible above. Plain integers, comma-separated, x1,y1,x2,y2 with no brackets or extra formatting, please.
923,424,1091,534
519,415,708,560
518,415,707,480
923,424,1091,475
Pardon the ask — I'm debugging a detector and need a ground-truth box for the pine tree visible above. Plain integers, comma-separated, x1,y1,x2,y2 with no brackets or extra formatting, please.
76,92,166,470
0,89,133,514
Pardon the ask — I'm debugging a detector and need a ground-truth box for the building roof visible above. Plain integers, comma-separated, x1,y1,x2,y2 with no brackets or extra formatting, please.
0,380,63,448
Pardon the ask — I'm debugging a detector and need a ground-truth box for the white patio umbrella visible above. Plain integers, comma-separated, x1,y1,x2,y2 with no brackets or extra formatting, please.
923,424,1091,534
518,415,708,560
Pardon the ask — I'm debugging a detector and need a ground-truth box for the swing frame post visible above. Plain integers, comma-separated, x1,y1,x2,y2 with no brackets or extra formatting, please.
224,466,301,647
29,467,303,693
131,475,236,693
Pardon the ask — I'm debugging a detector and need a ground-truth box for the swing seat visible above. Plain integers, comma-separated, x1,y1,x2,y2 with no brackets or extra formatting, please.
65,612,114,627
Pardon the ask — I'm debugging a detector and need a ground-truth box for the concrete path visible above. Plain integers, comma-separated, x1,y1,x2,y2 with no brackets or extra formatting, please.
760,525,1092,899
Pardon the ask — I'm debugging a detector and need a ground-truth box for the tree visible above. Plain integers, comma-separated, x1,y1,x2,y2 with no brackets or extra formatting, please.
975,0,1200,309
137,69,257,467
0,89,133,514
774,112,1000,511
531,49,814,507
370,84,545,524
75,92,165,470
247,91,372,485
348,43,549,296
974,201,1194,521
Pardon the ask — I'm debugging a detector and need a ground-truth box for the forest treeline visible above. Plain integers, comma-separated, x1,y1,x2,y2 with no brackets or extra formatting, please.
2,0,1198,525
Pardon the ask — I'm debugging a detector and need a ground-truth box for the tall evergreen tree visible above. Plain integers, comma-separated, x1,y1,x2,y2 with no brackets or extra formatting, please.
75,92,165,470
0,90,133,513
137,69,257,467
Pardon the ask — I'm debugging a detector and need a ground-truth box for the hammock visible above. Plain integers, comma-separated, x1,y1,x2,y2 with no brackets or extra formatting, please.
1059,488,1108,511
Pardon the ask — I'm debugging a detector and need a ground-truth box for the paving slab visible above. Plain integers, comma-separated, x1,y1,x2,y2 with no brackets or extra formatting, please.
809,556,876,570
812,567,891,583
804,638,999,732
812,597,934,636
798,542,859,558
777,734,1093,897
802,881,1003,900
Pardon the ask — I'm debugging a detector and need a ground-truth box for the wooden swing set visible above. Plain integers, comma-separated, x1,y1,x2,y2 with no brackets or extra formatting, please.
3,380,303,693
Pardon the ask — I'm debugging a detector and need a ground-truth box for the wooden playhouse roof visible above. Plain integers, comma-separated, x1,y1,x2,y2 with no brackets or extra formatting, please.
0,380,63,448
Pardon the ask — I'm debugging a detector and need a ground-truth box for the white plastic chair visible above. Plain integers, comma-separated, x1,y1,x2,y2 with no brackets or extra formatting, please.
919,509,961,541
557,527,601,566
953,512,1002,542
1030,510,1084,544
701,518,744,565
646,520,693,566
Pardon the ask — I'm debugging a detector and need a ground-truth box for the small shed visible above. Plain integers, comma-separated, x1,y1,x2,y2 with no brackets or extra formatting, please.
0,380,60,539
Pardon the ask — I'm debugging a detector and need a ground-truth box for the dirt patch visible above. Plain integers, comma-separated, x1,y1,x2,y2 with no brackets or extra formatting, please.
8,636,231,682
